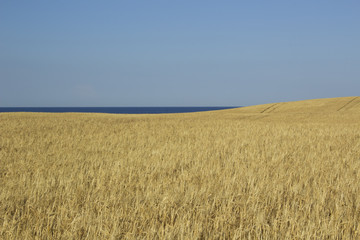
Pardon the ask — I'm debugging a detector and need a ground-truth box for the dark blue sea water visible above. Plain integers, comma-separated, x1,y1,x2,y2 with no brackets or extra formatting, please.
0,107,239,114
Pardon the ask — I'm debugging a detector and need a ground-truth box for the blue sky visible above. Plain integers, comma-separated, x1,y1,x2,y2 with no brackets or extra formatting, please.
1,1,359,107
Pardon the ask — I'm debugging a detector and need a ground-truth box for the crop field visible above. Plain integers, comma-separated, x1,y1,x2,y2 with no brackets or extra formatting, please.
1,97,360,239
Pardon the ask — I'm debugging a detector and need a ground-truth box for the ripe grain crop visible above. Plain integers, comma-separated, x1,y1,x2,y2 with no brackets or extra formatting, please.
1,97,360,239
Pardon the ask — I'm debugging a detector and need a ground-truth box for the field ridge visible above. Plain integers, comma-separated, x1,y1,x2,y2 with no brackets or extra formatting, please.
228,96,360,114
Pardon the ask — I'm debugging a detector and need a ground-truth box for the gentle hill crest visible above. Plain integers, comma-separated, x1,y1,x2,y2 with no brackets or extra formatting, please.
232,96,360,114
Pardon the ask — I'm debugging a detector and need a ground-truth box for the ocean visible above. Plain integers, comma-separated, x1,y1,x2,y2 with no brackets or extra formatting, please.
0,107,239,114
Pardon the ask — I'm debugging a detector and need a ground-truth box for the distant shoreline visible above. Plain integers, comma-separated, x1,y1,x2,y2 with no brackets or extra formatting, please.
0,106,240,114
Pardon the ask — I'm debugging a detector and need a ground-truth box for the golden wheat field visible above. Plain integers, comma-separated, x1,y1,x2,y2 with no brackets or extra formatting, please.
1,96,360,239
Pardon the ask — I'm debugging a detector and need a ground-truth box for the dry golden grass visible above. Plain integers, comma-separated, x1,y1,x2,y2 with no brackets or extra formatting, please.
1,96,360,239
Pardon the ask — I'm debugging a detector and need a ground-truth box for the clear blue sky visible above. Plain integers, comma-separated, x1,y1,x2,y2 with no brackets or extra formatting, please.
1,1,359,107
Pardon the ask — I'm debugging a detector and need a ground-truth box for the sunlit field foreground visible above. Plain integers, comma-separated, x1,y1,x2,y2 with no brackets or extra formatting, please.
1,97,360,239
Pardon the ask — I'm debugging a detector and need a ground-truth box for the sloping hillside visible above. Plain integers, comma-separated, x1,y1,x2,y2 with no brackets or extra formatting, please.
231,96,360,114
